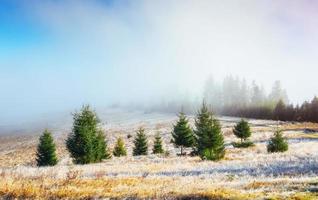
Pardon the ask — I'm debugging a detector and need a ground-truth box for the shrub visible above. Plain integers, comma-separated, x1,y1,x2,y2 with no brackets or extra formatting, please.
172,112,194,155
133,128,148,156
36,129,58,167
113,137,127,157
267,130,288,153
153,133,164,154
66,105,108,164
232,141,254,148
194,102,225,161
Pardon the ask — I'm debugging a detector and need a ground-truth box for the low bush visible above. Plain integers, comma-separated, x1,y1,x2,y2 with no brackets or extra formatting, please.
232,141,254,148
267,130,288,153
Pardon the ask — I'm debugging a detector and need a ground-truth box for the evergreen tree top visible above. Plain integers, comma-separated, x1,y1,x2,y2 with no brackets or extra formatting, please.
174,112,191,128
42,129,52,138
178,111,187,120
195,102,213,121
195,102,215,136
198,101,211,116
72,105,100,132
134,127,147,142
116,137,125,146
38,129,54,144
272,129,285,139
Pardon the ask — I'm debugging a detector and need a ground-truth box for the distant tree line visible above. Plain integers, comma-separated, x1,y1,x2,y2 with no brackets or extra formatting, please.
203,75,292,120
148,75,317,123
204,76,288,112
224,97,318,123
204,76,317,123
147,75,288,116
272,97,318,122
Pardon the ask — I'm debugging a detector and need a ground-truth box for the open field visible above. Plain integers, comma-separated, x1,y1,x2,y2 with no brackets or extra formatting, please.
1,110,318,199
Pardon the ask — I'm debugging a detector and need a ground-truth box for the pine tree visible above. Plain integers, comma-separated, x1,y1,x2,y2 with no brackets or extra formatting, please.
172,112,194,155
233,119,252,143
153,133,164,154
113,137,127,157
66,105,106,164
36,130,58,167
133,128,148,156
267,130,288,153
194,102,225,160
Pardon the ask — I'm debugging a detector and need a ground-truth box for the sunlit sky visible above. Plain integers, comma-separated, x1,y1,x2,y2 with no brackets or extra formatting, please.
1,0,318,124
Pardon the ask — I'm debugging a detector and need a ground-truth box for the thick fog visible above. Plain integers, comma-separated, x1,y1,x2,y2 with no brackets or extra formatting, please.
1,0,318,126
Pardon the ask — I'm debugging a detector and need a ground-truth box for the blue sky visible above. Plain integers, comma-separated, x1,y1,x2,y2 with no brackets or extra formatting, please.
0,1,46,50
1,0,318,125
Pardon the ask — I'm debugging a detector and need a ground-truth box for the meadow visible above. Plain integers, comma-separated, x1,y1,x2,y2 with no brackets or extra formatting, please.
0,111,318,199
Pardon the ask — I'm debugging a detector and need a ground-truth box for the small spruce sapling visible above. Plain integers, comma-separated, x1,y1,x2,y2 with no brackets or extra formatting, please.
232,119,254,148
267,130,288,153
153,133,164,154
36,129,58,167
133,128,148,156
113,137,127,157
194,102,225,161
172,112,194,155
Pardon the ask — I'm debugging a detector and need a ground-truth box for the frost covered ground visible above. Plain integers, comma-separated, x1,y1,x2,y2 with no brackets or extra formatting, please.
0,109,318,199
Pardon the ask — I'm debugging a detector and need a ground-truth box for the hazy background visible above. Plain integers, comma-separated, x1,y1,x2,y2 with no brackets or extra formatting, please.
1,0,318,126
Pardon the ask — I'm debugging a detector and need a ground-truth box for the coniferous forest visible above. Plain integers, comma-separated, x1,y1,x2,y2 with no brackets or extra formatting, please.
148,76,318,123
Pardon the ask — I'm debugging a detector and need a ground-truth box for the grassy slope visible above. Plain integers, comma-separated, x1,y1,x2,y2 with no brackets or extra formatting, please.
0,116,318,199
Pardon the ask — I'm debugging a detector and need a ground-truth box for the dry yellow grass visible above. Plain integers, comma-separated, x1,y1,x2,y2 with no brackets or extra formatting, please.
282,122,318,131
0,138,67,168
1,175,317,199
292,133,318,139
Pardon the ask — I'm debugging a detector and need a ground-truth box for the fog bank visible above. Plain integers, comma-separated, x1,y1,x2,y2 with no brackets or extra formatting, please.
1,0,318,125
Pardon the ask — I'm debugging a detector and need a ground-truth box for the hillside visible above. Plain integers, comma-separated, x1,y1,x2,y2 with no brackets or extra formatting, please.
0,111,318,199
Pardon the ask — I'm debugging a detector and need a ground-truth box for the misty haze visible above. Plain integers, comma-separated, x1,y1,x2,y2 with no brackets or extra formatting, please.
1,1,318,200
